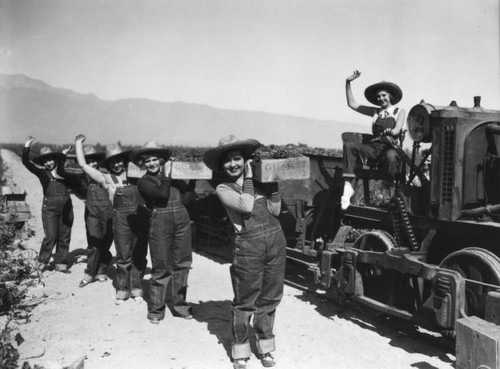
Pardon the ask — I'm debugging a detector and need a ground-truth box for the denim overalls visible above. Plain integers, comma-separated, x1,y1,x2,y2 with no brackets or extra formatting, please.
39,176,74,265
342,108,400,179
230,196,287,360
111,176,149,300
147,185,192,320
83,181,114,281
371,108,398,137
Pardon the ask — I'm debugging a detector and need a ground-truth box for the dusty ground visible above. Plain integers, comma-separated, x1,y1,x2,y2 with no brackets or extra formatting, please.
1,148,456,369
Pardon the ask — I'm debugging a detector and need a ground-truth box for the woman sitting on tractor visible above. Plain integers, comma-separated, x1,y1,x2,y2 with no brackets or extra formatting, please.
341,70,406,210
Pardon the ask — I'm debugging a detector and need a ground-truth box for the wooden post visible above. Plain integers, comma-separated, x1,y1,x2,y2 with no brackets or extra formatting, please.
456,315,500,369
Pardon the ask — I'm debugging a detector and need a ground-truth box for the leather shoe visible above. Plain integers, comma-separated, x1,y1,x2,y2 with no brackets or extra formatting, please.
55,264,70,273
79,279,92,288
232,358,248,369
260,353,275,367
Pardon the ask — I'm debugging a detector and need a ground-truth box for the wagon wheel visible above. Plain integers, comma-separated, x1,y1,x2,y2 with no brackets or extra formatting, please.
439,247,500,319
353,231,396,306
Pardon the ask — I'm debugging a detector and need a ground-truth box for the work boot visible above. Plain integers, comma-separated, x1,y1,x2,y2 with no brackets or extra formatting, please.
55,263,70,274
259,353,275,368
232,358,249,369
36,261,47,272
341,181,355,210
30,261,47,277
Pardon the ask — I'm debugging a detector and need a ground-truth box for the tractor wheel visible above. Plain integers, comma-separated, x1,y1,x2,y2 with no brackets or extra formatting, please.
353,231,397,307
440,247,500,319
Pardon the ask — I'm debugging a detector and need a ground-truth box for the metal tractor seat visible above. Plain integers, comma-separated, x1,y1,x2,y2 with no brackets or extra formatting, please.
342,131,406,206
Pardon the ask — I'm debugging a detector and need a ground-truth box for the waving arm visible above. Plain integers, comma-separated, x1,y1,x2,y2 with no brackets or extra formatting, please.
345,70,377,117
75,134,108,189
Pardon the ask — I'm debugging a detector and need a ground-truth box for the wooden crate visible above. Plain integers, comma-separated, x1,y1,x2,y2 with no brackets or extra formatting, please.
127,161,212,180
254,157,310,183
456,315,500,369
127,162,146,178
171,161,212,180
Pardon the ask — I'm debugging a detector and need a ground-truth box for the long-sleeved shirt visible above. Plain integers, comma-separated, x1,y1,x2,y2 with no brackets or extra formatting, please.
137,172,195,209
22,147,71,196
216,178,281,232
137,172,172,208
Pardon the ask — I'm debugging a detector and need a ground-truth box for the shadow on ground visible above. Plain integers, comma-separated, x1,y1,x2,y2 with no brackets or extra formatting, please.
286,263,455,367
191,299,233,359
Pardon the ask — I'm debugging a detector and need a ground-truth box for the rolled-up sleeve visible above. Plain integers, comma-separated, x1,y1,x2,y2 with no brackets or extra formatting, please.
267,193,281,217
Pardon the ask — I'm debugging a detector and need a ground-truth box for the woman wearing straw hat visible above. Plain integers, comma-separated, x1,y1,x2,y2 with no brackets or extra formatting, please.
203,135,286,369
22,136,74,273
131,141,195,324
341,70,406,209
74,134,148,304
62,139,114,288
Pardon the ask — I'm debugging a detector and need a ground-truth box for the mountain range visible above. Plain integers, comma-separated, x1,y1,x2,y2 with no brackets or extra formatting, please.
0,73,363,148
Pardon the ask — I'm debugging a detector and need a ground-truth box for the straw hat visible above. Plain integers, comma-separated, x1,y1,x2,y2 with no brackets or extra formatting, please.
203,135,261,171
130,141,172,165
33,146,63,165
364,81,403,106
101,143,130,168
83,145,105,161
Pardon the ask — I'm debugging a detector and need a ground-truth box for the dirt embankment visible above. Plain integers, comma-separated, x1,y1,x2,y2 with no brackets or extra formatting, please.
1,148,455,369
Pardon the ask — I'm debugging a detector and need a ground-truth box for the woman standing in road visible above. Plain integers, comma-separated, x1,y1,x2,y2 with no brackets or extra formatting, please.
63,142,114,288
22,136,74,273
132,141,194,324
203,135,286,369
341,70,406,209
75,134,148,304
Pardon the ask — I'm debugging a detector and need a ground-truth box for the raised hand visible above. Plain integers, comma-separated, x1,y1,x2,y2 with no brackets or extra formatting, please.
384,127,401,137
75,134,86,143
346,70,361,82
62,145,72,155
164,159,173,178
24,136,36,147
244,159,254,179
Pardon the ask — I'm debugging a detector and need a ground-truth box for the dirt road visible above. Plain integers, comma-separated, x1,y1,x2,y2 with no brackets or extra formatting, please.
1,149,455,369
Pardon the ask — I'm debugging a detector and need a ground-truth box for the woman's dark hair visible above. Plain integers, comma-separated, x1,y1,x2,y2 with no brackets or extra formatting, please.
218,149,249,171
41,156,57,165
106,154,128,171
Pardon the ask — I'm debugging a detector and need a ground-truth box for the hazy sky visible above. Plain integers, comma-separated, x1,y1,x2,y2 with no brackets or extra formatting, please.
1,0,499,140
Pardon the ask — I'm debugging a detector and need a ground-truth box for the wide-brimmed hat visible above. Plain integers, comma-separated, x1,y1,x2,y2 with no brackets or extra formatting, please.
101,143,130,168
130,141,172,165
33,146,63,165
203,135,261,171
364,81,403,106
83,145,105,162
